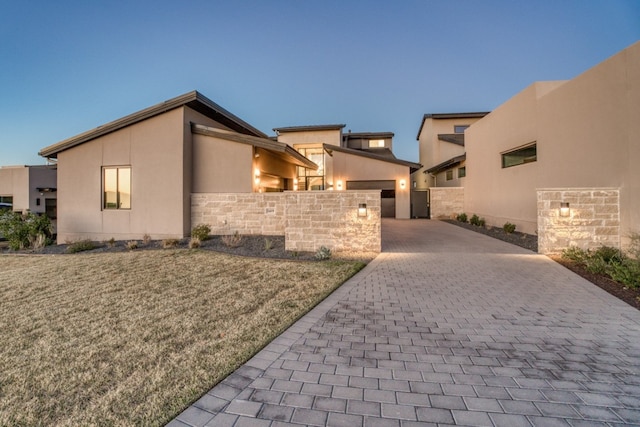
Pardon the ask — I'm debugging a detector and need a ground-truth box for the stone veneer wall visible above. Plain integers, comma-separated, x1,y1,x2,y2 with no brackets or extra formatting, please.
537,188,620,254
191,191,381,253
429,187,464,219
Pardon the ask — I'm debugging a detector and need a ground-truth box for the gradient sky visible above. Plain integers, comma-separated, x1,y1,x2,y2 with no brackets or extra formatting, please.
1,0,639,165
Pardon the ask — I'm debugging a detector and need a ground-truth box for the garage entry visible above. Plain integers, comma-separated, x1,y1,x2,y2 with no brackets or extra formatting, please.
347,180,395,218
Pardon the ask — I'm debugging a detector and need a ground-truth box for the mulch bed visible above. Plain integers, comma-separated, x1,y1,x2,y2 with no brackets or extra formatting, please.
443,219,538,252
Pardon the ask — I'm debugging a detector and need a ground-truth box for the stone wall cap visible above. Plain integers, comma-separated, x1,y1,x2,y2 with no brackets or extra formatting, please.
536,187,620,191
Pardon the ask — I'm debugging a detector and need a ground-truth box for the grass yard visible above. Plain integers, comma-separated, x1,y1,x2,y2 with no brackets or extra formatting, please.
0,250,365,426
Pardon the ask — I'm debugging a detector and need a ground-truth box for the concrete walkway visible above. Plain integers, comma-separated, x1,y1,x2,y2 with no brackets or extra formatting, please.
169,219,640,426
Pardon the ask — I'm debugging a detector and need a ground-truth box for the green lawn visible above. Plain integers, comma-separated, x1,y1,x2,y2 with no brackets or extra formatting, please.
0,250,365,426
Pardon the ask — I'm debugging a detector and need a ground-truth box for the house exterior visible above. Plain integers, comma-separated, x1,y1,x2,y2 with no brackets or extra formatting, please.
411,112,488,218
38,91,316,243
462,41,639,252
274,125,421,218
0,165,57,220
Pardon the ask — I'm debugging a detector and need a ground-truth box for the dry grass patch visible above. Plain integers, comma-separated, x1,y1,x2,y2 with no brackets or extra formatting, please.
0,250,365,426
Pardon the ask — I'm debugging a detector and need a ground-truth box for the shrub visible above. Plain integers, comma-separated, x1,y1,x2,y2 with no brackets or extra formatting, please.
314,246,332,260
0,210,52,250
126,241,138,251
191,224,211,241
189,236,201,249
142,234,151,245
470,214,485,227
162,238,179,249
456,213,468,223
627,232,640,260
67,240,97,254
106,237,116,248
562,246,588,263
592,246,625,264
221,231,243,248
503,222,516,234
607,259,640,289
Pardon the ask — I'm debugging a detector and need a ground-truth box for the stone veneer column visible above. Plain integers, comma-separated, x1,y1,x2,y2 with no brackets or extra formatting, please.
537,188,620,254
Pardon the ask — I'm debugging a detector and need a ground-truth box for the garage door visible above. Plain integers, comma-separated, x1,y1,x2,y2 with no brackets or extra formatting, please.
346,180,395,218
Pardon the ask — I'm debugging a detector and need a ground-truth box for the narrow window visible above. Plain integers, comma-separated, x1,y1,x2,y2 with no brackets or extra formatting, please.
446,170,453,181
454,125,469,133
369,139,385,148
458,167,466,178
103,167,131,209
36,198,41,206
501,143,537,168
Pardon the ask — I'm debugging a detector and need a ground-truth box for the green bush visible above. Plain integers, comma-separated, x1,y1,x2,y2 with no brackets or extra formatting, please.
470,214,485,227
191,224,211,241
608,259,640,289
562,246,588,263
0,210,53,250
456,213,468,223
503,222,516,234
67,240,97,254
314,246,332,260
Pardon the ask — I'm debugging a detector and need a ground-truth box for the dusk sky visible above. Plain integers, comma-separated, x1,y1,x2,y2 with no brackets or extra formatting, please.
1,1,639,165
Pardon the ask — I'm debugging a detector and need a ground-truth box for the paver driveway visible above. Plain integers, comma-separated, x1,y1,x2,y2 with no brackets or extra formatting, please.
170,219,640,426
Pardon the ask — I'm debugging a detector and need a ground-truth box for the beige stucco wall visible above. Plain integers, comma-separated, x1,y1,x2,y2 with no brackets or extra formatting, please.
415,116,484,190
538,188,620,254
57,107,188,242
0,166,29,211
0,166,56,214
191,191,381,253
327,150,411,219
429,187,464,219
464,41,639,244
277,129,342,147
192,133,253,193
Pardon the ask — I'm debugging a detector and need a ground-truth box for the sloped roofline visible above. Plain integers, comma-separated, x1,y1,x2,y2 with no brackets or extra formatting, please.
192,123,318,170
343,131,395,139
39,91,268,158
425,153,466,174
323,144,422,173
273,124,346,133
416,112,490,140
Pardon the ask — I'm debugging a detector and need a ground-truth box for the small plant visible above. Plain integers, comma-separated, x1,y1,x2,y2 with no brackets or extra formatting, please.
191,224,211,241
221,231,243,248
189,236,201,249
0,210,53,250
503,222,516,234
562,246,588,263
107,237,116,248
264,238,274,251
592,246,625,264
470,214,485,227
607,259,640,289
628,232,640,259
314,246,332,260
142,233,151,245
162,238,179,249
456,213,468,223
66,240,97,254
126,241,138,251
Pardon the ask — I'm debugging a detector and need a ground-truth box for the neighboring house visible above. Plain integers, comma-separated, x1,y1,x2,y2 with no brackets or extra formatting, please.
464,41,639,249
0,165,57,221
273,125,421,218
411,112,488,217
38,91,316,243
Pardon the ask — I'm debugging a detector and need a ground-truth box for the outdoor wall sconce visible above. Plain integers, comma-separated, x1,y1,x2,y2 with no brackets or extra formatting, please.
358,203,367,217
400,179,406,189
560,202,570,217
254,168,260,186
293,178,298,191
337,180,343,191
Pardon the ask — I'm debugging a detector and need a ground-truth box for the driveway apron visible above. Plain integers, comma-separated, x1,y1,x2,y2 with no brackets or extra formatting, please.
169,219,640,426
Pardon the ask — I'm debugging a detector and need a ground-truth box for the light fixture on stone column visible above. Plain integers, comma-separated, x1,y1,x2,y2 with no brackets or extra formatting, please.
560,202,570,217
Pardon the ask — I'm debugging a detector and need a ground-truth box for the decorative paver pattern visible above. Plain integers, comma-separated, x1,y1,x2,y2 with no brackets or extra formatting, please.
168,219,640,426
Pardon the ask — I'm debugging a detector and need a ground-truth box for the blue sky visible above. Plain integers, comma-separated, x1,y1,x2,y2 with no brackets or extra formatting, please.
1,0,638,165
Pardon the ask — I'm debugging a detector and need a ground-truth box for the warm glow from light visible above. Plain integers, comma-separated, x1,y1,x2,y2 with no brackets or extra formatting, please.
358,203,367,217
254,168,260,177
560,202,570,217
400,179,406,189
337,180,343,191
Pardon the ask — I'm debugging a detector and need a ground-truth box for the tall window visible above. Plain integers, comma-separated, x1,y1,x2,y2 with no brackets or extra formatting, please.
458,167,466,178
446,170,453,181
296,147,324,190
501,143,537,168
103,167,131,209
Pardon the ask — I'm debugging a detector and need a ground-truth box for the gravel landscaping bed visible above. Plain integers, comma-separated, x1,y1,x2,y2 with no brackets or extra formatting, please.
443,219,538,252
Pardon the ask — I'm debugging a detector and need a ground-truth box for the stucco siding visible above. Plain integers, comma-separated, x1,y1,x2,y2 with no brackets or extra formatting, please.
278,129,342,147
57,108,186,242
191,133,253,193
